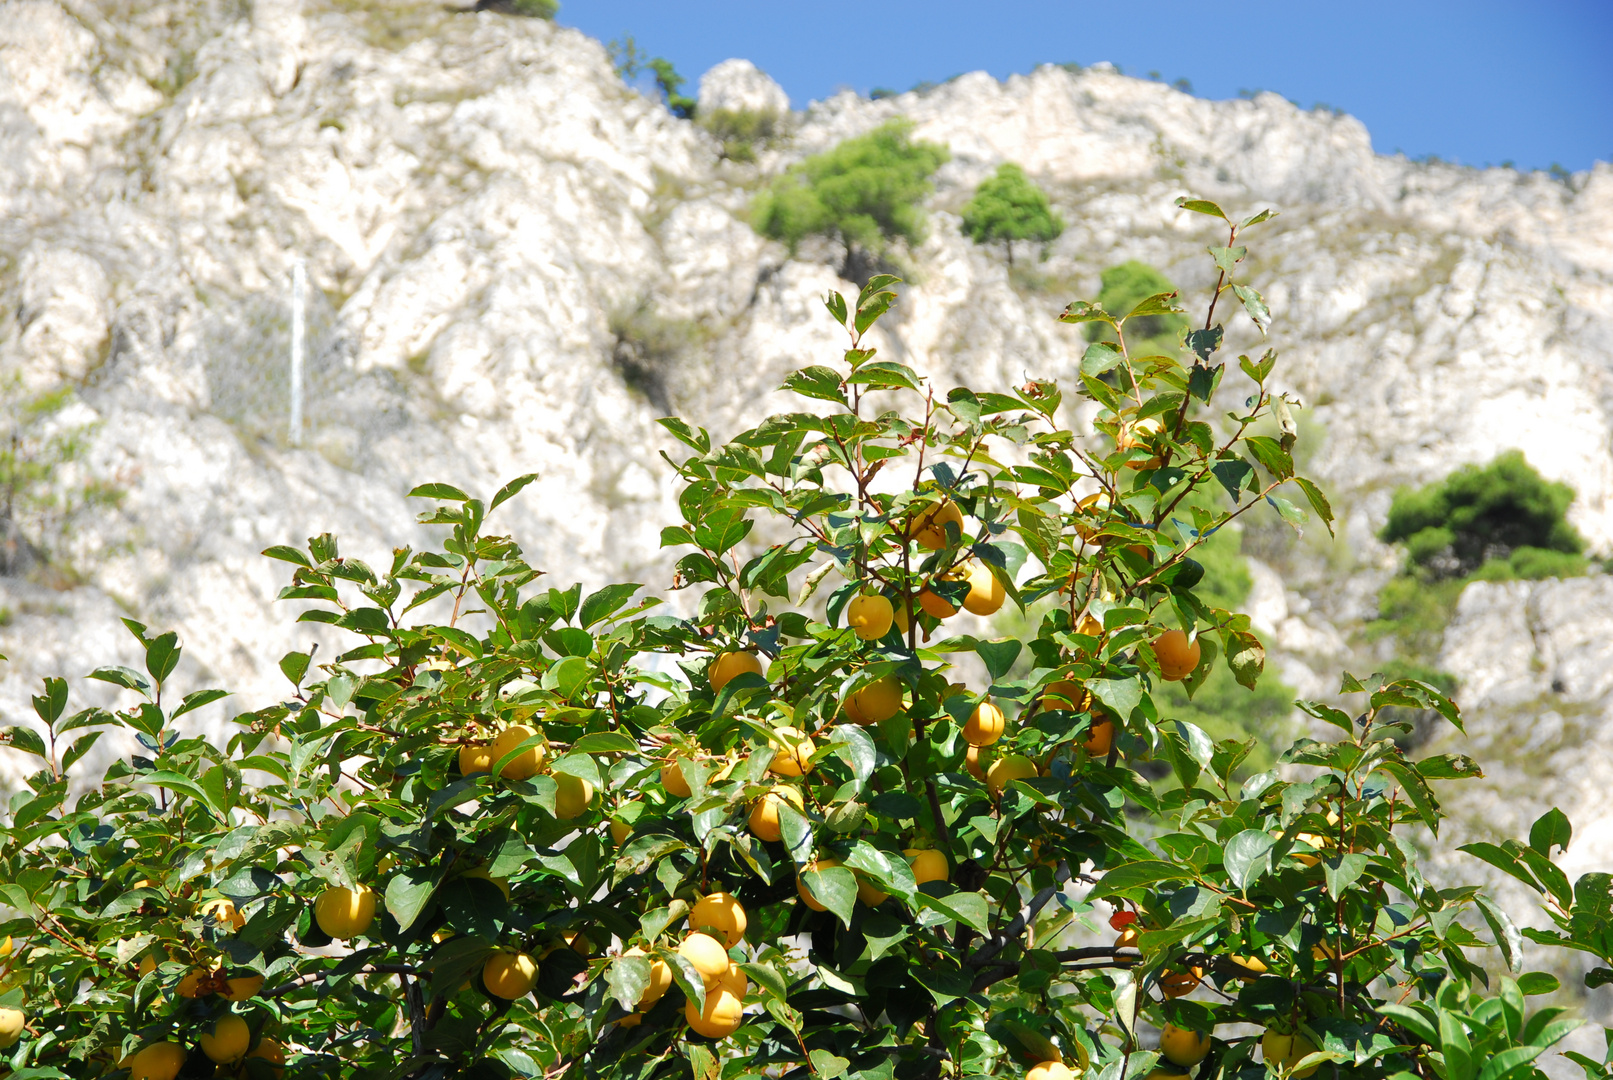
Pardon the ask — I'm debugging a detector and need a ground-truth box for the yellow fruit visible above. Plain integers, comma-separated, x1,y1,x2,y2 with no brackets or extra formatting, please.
0,1007,22,1049
1312,941,1339,961
1118,415,1164,467
459,742,495,775
619,1012,643,1027
462,868,513,901
200,897,246,931
847,593,895,640
849,676,903,725
986,754,1037,794
491,724,546,780
1160,967,1203,998
223,972,265,1000
748,786,803,843
1160,1025,1212,1066
1230,953,1269,977
1041,680,1090,712
1027,1061,1076,1080
905,848,949,885
662,757,693,797
554,773,595,820
677,932,731,987
917,586,958,619
482,950,538,999
856,873,889,907
797,857,840,911
689,892,748,948
685,984,745,1038
137,952,160,978
768,727,816,777
176,966,212,998
1145,1071,1192,1080
313,885,377,939
908,500,965,550
200,1014,251,1064
718,961,748,997
611,818,633,845
965,743,988,780
1073,491,1111,540
128,1041,187,1080
963,701,1006,746
1083,717,1115,757
1292,833,1327,867
710,651,764,693
1115,925,1140,950
961,561,1006,615
1151,630,1201,681
247,1037,286,1073
623,946,673,1007
1262,1030,1320,1078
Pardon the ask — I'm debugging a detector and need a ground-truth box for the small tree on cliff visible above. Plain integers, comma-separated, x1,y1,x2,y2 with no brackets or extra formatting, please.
3,196,1610,1080
960,162,1065,266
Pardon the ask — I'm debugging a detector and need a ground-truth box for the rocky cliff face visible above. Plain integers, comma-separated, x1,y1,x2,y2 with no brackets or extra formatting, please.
2,0,1612,933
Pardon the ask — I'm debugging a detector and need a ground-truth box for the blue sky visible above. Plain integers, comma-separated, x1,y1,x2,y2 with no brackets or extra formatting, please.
559,1,1612,174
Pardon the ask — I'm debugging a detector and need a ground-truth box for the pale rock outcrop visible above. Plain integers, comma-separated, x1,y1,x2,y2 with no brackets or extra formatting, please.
697,58,789,117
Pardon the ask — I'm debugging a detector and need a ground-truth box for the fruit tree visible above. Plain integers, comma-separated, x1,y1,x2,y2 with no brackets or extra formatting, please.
4,196,1612,1080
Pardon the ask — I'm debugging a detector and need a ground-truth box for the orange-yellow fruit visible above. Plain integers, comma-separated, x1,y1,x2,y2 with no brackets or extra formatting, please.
855,872,889,907
965,743,988,780
1160,1025,1212,1066
1118,415,1164,468
1262,1030,1320,1078
482,951,538,999
710,651,764,693
0,1008,22,1049
847,593,895,640
986,754,1037,795
963,701,1006,747
905,848,948,885
1160,967,1203,998
1083,717,1115,757
917,586,958,619
622,946,673,1007
1229,953,1269,977
246,1037,286,1072
176,966,212,998
961,561,1006,616
554,773,595,820
908,500,965,550
1151,630,1201,681
610,818,633,845
662,756,693,797
1027,1061,1077,1080
718,961,748,997
748,786,804,843
685,985,745,1038
677,932,731,987
768,727,816,777
1292,832,1329,867
128,1042,187,1080
200,897,246,932
1041,680,1090,712
491,724,546,780
1115,925,1141,950
848,676,904,725
313,885,377,940
1073,491,1112,541
459,742,495,775
223,972,265,1001
619,1012,644,1027
689,892,748,948
797,858,840,911
200,1014,251,1064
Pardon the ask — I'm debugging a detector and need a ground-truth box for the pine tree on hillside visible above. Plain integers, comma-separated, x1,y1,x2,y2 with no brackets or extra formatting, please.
959,162,1064,266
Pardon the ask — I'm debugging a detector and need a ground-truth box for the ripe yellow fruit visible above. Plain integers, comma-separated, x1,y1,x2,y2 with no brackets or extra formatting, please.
908,500,965,550
685,984,745,1038
246,1037,286,1073
1228,953,1269,977
709,651,764,693
313,885,377,940
905,848,948,885
1115,925,1141,950
662,756,693,797
611,818,633,845
128,1041,187,1080
176,966,212,998
748,786,803,843
986,754,1037,794
462,867,513,900
848,676,903,725
963,701,1006,746
554,773,595,820
200,897,246,931
0,1007,22,1049
1073,490,1111,540
917,585,958,619
1083,717,1116,757
855,873,889,907
797,857,840,911
965,743,989,780
961,561,1005,616
491,724,546,780
1151,630,1201,681
768,727,816,777
718,960,748,997
1027,1061,1076,1080
1041,680,1090,712
846,593,895,640
1118,414,1164,468
1145,1071,1191,1080
689,892,748,947
1262,1030,1320,1078
1159,1025,1212,1066
200,1014,251,1064
623,946,673,1007
1160,967,1204,998
482,950,538,999
677,932,732,987
223,972,265,1000
459,741,495,775
1292,833,1328,867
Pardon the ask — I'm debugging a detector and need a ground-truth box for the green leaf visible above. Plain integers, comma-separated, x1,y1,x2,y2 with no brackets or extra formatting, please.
824,290,849,328
171,689,229,720
975,639,1022,681
1175,197,1227,220
490,472,539,512
261,545,311,566
1529,808,1572,856
1087,677,1141,720
607,953,650,1014
408,482,471,502
579,583,644,628
1081,342,1124,376
809,1050,851,1079
1092,860,1192,897
1224,629,1265,690
657,417,712,454
1322,853,1370,897
917,891,989,933
2,726,47,759
845,360,921,392
802,865,858,927
1124,292,1183,319
386,868,439,932
1223,830,1275,890
1292,477,1335,537
89,665,152,697
1476,894,1523,973
782,365,848,405
1231,283,1271,334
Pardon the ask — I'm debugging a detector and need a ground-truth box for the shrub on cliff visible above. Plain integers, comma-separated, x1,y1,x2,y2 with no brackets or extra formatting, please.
960,163,1065,266
3,197,1608,1080
1085,261,1190,358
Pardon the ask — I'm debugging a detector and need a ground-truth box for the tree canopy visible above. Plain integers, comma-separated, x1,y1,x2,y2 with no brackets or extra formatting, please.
959,163,1065,265
1084,261,1189,357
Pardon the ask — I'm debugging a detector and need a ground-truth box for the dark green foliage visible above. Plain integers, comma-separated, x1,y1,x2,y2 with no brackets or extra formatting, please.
475,0,558,17
1380,450,1584,578
1084,260,1189,355
959,163,1064,266
750,120,950,276
646,58,696,119
700,108,785,163
606,38,693,119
